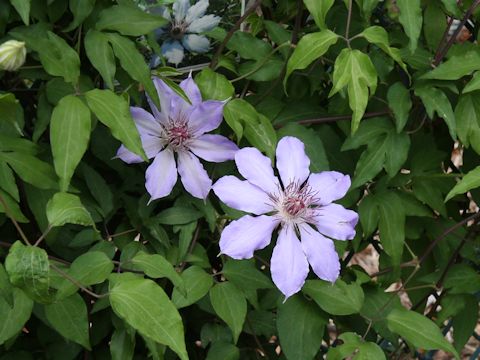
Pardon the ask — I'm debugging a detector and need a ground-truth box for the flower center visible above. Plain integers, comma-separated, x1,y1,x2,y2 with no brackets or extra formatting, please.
170,22,187,39
270,182,318,225
165,120,191,150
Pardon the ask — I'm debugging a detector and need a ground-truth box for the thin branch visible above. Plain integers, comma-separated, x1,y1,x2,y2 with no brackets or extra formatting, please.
34,225,52,247
0,193,31,246
277,109,390,128
50,263,107,299
433,0,480,66
418,211,480,264
291,0,304,46
209,0,262,69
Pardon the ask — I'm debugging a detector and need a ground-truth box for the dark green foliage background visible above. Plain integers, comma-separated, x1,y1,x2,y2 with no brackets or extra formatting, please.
0,0,479,359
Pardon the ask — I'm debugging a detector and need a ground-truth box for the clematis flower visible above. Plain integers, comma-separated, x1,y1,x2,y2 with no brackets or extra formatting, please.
213,137,358,299
116,75,238,200
149,0,220,66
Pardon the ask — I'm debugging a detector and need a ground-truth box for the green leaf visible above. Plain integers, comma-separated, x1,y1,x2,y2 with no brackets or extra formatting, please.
206,342,240,360
81,164,114,217
110,328,136,360
0,157,17,201
65,0,95,31
156,207,202,225
44,293,91,349
351,137,386,188
96,5,168,36
327,332,386,360
226,32,271,61
0,152,57,190
387,82,412,132
396,0,422,52
454,92,480,153
105,33,159,108
443,264,480,294
5,241,53,303
172,266,213,308
84,30,116,90
303,0,334,29
445,165,480,201
358,195,379,238
384,131,410,176
0,288,33,345
109,273,188,360
330,49,377,132
130,252,184,292
0,189,28,223
9,0,30,25
209,282,247,343
452,295,478,351
284,30,339,86
39,31,81,84
222,260,273,291
463,71,480,93
359,26,407,71
56,251,113,299
194,68,234,100
244,114,277,160
46,192,93,227
277,295,326,360
85,89,147,160
421,49,480,80
277,123,329,172
387,308,459,358
50,95,91,192
376,191,405,264
302,279,364,315
0,93,23,135
415,86,456,139
223,98,258,141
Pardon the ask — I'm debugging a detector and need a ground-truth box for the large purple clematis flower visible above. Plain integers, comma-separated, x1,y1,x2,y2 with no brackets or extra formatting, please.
213,136,359,299
117,75,238,200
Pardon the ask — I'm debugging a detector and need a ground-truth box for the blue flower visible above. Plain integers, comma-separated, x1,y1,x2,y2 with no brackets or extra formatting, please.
150,0,220,66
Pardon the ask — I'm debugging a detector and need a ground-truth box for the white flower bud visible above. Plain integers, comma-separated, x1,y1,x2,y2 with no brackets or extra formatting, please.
0,40,27,72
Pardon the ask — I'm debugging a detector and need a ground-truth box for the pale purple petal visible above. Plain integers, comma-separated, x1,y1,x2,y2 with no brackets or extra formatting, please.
145,149,177,200
308,171,351,205
219,215,279,259
177,151,212,199
182,34,210,53
130,107,163,136
161,40,185,66
185,0,208,23
173,0,189,22
299,224,340,283
180,74,202,105
235,147,280,195
213,176,273,215
189,134,238,162
116,145,143,164
314,203,358,241
270,225,309,299
187,100,225,135
148,76,176,119
116,136,164,163
187,14,220,33
276,136,310,186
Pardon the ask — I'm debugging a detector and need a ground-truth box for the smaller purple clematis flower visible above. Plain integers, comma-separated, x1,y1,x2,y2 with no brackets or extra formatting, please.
117,74,238,200
213,137,359,299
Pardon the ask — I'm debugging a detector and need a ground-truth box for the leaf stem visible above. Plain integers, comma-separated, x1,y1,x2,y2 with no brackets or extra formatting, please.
345,0,353,48
50,262,108,299
34,225,52,247
0,193,31,246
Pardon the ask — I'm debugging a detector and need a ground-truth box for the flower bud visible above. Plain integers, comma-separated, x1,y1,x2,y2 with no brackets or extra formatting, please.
0,40,27,72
